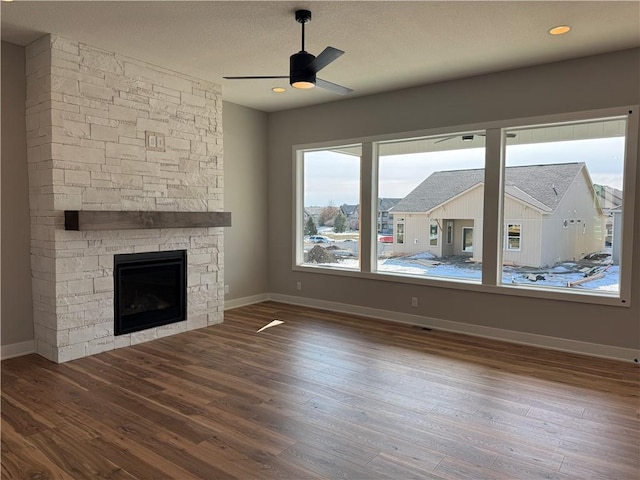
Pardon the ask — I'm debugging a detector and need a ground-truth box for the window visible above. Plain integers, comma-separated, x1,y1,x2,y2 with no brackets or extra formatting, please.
298,145,361,270
506,224,521,251
501,116,629,296
396,221,405,245
429,221,438,246
376,133,485,282
294,107,636,305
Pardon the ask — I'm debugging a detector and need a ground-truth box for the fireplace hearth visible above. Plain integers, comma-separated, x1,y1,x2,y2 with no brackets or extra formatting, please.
114,250,187,336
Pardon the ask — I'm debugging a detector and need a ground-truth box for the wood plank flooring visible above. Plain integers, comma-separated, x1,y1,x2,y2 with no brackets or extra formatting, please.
2,301,638,479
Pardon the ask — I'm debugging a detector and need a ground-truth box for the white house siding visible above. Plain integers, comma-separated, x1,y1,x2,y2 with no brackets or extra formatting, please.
502,201,544,267
431,185,484,258
395,185,485,257
612,210,622,263
393,213,430,255
540,170,606,267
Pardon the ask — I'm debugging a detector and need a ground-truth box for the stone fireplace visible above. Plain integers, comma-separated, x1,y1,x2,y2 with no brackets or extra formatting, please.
25,34,226,363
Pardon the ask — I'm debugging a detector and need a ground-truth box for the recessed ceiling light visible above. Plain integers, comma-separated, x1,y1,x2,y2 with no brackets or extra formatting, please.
548,25,571,35
272,87,286,93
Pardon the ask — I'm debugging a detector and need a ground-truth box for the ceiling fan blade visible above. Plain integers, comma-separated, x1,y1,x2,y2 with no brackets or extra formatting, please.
223,76,289,80
315,78,353,95
308,47,344,73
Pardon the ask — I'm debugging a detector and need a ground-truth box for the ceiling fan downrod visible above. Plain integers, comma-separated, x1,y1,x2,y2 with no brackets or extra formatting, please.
295,9,312,52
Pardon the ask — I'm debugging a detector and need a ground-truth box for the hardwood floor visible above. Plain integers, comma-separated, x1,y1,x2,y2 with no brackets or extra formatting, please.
2,301,638,479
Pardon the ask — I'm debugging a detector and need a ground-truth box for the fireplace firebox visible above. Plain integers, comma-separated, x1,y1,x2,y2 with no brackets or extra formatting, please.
114,250,187,336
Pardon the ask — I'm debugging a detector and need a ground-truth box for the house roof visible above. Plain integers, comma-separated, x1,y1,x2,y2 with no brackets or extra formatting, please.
392,162,586,214
594,184,623,210
340,204,359,216
378,198,402,212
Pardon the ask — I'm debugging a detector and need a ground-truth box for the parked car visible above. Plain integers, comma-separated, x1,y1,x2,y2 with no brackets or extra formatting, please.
379,236,394,243
309,235,331,243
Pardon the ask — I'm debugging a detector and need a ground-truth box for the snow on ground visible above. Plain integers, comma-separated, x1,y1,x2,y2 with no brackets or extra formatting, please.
312,251,620,293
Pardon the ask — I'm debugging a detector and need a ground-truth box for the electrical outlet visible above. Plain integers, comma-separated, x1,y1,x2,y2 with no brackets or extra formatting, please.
411,297,418,307
224,285,229,294
296,281,302,291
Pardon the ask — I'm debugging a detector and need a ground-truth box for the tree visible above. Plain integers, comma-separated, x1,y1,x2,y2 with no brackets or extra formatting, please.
304,216,317,236
333,211,347,233
318,205,340,226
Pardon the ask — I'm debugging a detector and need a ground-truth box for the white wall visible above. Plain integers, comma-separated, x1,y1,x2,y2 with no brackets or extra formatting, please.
267,48,640,353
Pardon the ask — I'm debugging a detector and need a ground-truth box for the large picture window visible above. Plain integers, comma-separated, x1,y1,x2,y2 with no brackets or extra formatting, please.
298,145,361,270
501,117,629,296
294,107,636,305
376,134,485,282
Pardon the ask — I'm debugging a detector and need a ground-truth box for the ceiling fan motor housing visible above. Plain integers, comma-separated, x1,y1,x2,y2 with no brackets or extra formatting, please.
290,51,316,86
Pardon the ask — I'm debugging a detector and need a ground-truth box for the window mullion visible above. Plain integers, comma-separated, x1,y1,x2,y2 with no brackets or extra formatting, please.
482,128,505,286
360,142,374,273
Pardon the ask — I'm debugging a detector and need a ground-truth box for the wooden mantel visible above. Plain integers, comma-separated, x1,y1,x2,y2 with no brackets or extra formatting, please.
64,211,231,231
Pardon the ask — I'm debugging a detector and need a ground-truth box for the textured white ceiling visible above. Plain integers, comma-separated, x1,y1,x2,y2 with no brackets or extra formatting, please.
2,1,639,112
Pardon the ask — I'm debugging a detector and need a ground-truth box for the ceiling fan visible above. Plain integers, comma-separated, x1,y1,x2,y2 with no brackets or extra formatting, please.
223,10,353,95
434,133,517,144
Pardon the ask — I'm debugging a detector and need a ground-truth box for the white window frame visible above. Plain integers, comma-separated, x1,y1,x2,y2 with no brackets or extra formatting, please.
292,106,637,307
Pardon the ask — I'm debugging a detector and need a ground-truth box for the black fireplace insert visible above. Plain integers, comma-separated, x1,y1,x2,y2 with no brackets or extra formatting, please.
114,250,187,336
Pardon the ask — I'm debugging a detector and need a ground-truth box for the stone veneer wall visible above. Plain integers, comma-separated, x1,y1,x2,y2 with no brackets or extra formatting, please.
25,34,224,363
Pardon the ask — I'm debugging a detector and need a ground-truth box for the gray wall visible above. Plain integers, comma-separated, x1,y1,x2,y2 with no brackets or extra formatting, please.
1,41,34,346
222,101,269,302
267,48,640,350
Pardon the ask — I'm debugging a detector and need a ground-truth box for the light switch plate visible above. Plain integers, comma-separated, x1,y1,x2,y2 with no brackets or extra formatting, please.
145,131,165,152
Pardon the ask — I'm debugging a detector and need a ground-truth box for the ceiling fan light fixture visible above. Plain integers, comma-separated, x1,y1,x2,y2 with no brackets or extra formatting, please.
290,51,316,89
291,81,315,89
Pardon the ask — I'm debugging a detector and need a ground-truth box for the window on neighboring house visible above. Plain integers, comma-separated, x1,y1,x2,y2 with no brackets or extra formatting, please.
297,145,361,270
429,221,438,246
506,224,521,251
396,221,405,245
501,116,629,296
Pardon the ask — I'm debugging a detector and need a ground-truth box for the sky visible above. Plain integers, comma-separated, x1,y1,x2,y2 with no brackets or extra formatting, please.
304,136,626,206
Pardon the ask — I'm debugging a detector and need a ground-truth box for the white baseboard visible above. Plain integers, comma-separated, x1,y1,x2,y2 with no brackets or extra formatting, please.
268,293,640,364
224,293,270,310
1,340,35,360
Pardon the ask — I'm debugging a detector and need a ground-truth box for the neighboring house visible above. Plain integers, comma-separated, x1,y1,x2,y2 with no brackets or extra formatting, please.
594,184,623,245
303,206,325,226
377,198,401,234
335,199,401,232
391,162,606,268
340,204,360,230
